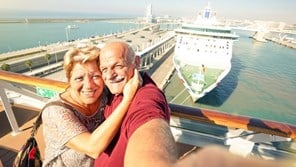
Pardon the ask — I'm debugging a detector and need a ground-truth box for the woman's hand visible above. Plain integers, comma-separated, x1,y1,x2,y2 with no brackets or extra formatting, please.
123,69,142,102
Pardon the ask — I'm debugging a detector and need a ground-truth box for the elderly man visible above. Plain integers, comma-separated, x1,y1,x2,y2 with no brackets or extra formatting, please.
94,41,178,167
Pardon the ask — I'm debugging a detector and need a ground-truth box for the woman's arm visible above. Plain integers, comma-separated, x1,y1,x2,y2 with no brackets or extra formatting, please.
66,69,141,158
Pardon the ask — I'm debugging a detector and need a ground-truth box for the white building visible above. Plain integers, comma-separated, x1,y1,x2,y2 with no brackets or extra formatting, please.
146,4,154,23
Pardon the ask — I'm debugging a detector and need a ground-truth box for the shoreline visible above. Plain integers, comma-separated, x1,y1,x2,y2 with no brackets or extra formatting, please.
0,17,138,24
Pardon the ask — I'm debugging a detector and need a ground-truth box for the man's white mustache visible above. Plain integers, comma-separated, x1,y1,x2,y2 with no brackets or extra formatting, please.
109,76,124,83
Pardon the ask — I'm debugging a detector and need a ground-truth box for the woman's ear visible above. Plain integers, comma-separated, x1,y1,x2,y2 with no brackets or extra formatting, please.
134,56,141,68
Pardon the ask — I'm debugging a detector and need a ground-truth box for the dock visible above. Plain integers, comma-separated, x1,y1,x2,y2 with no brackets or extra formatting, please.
264,34,296,50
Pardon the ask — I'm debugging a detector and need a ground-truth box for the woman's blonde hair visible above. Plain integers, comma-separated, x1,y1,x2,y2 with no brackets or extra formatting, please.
63,45,100,81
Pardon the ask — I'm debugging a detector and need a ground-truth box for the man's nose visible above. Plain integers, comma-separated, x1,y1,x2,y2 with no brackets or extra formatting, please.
105,69,116,80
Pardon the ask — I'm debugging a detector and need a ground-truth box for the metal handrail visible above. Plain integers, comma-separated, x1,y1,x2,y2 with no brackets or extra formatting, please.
1,70,295,139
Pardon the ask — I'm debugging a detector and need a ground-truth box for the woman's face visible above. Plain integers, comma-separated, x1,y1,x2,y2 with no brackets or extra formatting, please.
69,60,103,106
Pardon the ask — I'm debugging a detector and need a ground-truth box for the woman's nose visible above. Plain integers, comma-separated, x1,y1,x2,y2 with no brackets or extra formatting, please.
84,77,95,88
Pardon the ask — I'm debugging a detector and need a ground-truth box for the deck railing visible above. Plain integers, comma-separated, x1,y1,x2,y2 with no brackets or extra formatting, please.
0,70,295,139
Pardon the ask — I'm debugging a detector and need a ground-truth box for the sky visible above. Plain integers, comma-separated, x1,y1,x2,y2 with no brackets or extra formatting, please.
0,0,295,24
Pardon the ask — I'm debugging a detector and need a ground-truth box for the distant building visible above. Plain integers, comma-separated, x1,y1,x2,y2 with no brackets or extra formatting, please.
145,4,155,23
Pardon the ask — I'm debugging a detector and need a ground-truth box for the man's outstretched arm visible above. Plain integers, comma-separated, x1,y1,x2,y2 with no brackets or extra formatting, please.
124,119,178,167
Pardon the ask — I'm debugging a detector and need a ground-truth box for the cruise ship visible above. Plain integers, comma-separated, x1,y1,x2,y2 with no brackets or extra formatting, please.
173,4,239,102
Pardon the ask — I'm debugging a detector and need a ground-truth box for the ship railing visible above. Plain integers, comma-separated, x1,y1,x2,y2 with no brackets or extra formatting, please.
1,70,296,139
0,70,67,135
1,70,296,159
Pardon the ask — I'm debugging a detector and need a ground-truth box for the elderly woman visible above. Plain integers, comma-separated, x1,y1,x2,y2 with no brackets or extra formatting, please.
42,46,140,166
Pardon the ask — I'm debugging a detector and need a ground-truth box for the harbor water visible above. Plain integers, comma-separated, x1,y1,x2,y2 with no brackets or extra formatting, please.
0,20,140,53
0,21,295,125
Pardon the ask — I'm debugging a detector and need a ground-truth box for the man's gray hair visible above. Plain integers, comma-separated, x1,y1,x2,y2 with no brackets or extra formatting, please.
126,44,136,64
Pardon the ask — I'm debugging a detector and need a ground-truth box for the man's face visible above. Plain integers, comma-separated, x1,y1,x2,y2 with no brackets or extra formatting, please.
99,44,135,95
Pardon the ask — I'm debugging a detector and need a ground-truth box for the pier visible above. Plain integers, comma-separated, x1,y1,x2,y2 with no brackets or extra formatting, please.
233,26,296,50
265,36,296,49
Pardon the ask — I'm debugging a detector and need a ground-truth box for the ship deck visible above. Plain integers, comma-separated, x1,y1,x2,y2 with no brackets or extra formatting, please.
178,64,223,91
0,106,44,166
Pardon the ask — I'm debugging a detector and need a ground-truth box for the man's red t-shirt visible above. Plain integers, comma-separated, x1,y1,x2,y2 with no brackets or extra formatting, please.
94,73,170,167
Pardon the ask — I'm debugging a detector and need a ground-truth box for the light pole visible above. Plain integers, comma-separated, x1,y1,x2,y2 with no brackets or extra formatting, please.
55,48,58,63
65,25,78,42
65,26,69,42
38,41,42,51
51,46,58,63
